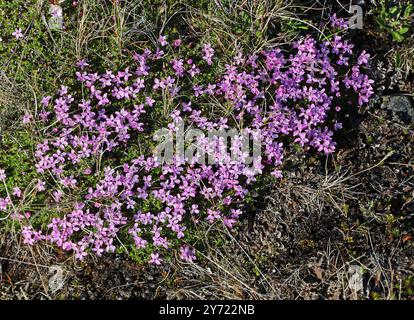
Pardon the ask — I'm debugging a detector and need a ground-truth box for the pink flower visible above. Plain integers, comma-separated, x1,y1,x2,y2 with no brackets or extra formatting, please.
173,39,182,47
158,35,168,47
190,204,199,215
145,96,155,107
207,209,221,222
357,50,370,65
223,217,236,228
13,187,22,198
149,252,162,265
202,43,214,65
36,180,46,192
41,96,52,106
271,170,283,179
53,190,63,202
0,169,6,180
22,113,33,124
12,28,24,40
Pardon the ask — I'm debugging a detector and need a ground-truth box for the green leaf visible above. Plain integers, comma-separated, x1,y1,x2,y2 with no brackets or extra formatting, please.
376,16,386,29
394,52,401,68
390,31,404,42
398,27,410,34
389,6,398,15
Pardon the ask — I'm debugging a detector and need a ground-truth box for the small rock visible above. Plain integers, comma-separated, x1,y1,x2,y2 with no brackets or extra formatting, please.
382,95,414,124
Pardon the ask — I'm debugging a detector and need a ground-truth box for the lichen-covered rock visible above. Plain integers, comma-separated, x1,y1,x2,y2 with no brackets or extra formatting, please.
382,95,414,124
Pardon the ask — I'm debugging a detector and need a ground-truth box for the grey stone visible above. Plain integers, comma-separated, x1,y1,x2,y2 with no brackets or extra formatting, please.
382,95,414,124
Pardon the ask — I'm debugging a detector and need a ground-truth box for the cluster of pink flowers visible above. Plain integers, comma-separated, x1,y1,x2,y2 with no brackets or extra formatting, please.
202,43,215,65
1,17,374,264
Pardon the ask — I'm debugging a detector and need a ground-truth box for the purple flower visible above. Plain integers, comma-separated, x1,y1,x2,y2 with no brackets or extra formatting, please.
76,59,89,70
149,252,162,265
180,245,196,262
41,96,52,106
